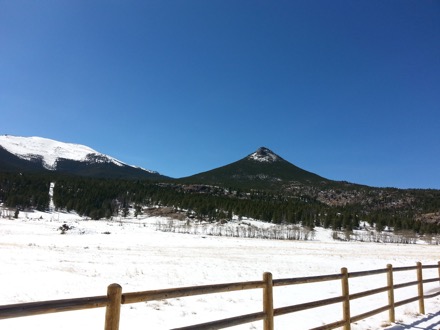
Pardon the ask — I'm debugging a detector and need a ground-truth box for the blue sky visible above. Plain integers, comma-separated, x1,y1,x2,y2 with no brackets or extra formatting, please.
1,1,439,189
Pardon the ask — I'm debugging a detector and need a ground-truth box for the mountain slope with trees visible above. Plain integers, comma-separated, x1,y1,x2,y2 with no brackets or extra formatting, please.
178,147,330,190
0,138,439,236
0,171,439,235
0,135,168,180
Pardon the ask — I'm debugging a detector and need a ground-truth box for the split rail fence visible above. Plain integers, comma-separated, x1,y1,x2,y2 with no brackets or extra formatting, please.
0,261,439,330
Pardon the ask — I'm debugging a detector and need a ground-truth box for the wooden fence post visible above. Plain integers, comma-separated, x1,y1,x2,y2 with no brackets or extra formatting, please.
386,264,395,323
105,283,122,330
438,261,440,285
416,262,425,315
341,267,351,330
263,272,274,330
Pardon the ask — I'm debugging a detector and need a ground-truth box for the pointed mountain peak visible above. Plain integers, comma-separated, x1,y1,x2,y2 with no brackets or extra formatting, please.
248,147,281,163
180,146,329,190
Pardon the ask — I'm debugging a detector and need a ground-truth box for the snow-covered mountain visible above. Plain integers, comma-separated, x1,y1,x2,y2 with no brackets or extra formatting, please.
0,135,166,179
0,135,125,170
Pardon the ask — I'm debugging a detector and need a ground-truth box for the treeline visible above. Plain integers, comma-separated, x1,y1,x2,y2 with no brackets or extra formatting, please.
52,176,326,228
155,220,315,241
0,172,439,235
0,172,51,211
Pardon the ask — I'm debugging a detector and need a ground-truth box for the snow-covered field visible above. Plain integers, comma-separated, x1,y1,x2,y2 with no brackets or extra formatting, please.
0,211,439,329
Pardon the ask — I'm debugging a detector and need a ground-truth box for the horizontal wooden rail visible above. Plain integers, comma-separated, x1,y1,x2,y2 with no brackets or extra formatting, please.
393,265,418,272
394,296,420,308
347,268,388,278
122,280,264,304
170,311,266,330
273,273,342,286
0,296,108,320
310,319,347,330
350,304,391,323
424,290,440,299
393,280,420,290
423,277,440,284
349,285,389,300
274,296,345,316
421,265,439,270
0,261,438,330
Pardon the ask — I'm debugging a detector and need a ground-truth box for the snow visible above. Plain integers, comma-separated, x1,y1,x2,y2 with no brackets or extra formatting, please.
0,135,125,169
0,212,439,329
249,147,280,163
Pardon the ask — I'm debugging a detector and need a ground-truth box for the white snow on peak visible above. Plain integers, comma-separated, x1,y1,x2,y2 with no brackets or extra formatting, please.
248,147,280,163
0,135,125,170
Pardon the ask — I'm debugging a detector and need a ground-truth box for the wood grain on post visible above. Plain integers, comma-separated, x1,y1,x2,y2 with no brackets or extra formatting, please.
438,261,440,285
386,264,395,323
104,284,122,330
263,272,274,330
416,262,425,315
341,267,351,330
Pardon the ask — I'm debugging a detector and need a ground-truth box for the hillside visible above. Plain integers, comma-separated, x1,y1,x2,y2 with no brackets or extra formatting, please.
178,147,331,190
0,135,167,180
0,136,439,233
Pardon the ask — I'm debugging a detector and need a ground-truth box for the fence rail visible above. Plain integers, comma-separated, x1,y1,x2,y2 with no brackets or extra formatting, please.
0,261,439,329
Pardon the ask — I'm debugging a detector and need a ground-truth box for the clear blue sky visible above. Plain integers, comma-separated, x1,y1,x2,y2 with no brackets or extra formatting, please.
1,1,439,189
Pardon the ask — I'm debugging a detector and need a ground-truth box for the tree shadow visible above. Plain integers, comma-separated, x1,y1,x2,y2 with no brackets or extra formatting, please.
385,312,440,330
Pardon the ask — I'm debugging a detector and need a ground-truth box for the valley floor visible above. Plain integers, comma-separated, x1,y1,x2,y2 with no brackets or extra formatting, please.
0,212,439,329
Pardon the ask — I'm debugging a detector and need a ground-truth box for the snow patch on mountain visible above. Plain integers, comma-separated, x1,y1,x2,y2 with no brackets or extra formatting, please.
0,135,125,170
248,147,280,163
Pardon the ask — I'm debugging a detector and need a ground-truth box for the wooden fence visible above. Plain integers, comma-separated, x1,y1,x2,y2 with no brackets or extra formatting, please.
0,261,439,329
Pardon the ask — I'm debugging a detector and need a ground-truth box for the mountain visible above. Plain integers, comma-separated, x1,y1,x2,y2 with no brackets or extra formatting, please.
178,147,333,190
0,135,167,180
1,137,439,231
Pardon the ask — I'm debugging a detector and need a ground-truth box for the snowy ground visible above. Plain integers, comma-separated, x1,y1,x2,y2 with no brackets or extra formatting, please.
0,211,439,329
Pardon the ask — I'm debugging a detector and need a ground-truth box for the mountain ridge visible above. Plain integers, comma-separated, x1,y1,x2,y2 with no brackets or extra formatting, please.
0,135,166,180
1,135,439,231
0,135,436,193
1,135,333,186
